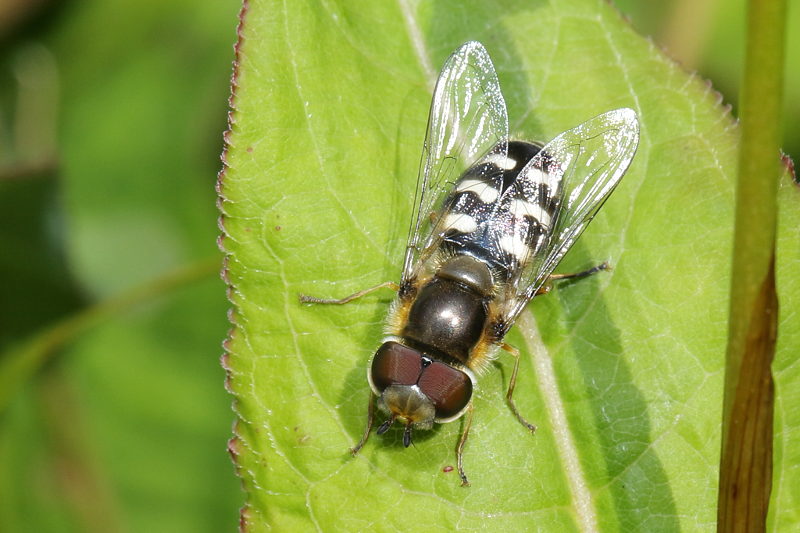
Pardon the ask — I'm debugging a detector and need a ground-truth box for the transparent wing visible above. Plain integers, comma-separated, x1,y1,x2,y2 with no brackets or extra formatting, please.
402,41,509,281
500,108,640,328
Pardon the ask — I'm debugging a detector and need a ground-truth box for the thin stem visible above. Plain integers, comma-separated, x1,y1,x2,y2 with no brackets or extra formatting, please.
718,0,786,530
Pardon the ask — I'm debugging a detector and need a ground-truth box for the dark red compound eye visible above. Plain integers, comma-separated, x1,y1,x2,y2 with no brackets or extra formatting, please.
371,341,472,419
417,361,472,419
371,342,423,391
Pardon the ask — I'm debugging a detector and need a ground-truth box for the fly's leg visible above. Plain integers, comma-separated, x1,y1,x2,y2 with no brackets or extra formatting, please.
299,281,399,305
350,394,375,455
456,403,474,487
503,264,609,428
548,261,609,282
537,262,610,295
301,282,397,454
535,285,552,296
500,342,537,433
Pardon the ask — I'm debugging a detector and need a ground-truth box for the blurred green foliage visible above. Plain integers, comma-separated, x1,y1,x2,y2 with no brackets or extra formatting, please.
0,0,796,531
1,0,242,531
616,0,799,160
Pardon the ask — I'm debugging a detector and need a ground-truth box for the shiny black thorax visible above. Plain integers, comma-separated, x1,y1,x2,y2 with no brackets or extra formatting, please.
401,278,488,365
400,255,494,365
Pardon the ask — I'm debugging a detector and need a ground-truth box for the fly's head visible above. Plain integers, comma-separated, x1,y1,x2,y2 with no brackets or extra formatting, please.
369,341,473,447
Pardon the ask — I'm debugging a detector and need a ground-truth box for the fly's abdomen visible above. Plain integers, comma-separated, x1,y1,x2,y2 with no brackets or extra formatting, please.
437,140,557,273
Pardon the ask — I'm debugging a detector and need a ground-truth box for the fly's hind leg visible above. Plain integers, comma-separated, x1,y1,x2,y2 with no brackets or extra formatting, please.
537,262,610,295
549,261,609,282
500,342,537,433
299,281,399,305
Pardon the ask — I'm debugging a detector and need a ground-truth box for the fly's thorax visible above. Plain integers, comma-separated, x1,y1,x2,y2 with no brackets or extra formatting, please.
436,255,494,296
368,341,473,427
400,255,493,364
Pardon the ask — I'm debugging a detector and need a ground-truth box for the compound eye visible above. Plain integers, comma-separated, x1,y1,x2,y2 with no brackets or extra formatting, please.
371,342,423,392
417,362,472,419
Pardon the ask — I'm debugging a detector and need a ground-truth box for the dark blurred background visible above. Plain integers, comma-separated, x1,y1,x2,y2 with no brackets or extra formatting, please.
0,0,796,531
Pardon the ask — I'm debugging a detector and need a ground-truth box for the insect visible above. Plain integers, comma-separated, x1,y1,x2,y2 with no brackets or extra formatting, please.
300,41,639,485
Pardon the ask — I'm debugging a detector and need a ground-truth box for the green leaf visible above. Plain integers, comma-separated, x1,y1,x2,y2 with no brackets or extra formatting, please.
772,165,800,531
219,0,796,530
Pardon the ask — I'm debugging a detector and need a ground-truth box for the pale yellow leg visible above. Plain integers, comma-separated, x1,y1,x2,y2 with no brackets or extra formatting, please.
500,342,537,433
299,281,399,305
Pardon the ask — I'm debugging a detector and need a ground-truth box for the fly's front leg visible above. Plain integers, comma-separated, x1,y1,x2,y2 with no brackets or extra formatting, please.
456,403,474,487
350,393,375,456
299,281,399,305
500,342,537,433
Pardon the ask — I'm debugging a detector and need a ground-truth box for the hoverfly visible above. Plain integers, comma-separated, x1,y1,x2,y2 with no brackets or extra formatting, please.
300,41,639,485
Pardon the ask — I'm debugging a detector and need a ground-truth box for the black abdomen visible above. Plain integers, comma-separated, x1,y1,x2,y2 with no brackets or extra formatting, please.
401,278,488,364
